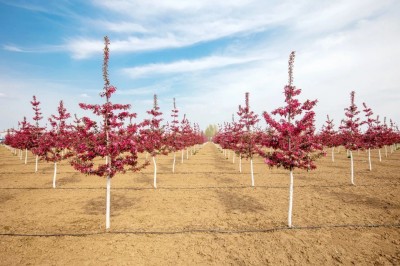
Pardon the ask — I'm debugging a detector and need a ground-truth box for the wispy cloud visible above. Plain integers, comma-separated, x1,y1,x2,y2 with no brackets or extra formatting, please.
3,45,26,52
121,55,267,78
3,44,64,54
62,1,300,59
4,0,396,60
93,20,149,34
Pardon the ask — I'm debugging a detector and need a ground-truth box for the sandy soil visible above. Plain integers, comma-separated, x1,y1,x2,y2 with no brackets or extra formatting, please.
0,143,399,265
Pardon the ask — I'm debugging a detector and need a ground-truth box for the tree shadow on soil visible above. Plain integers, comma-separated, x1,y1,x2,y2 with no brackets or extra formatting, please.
328,191,399,210
0,193,14,204
83,194,140,216
218,191,265,213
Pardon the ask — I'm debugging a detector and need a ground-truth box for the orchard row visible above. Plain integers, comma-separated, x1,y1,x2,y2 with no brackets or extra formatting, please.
2,37,206,230
212,51,399,228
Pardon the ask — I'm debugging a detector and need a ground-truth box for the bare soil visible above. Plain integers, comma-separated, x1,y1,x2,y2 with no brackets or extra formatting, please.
0,143,399,265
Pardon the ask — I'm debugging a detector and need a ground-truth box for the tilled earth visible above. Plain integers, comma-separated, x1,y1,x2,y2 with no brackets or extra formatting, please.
0,143,399,265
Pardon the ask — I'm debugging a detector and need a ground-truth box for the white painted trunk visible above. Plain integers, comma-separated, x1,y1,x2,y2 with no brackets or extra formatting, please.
288,170,294,228
105,156,108,165
250,159,254,187
52,162,57,188
35,155,39,173
24,148,28,164
232,153,235,164
153,156,157,189
350,151,355,185
239,155,242,173
181,150,184,163
172,152,176,173
331,147,335,162
378,149,382,162
186,149,189,159
385,146,388,157
106,176,111,230
368,148,372,171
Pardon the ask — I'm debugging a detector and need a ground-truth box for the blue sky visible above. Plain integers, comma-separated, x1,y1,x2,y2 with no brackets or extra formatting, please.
1,0,400,134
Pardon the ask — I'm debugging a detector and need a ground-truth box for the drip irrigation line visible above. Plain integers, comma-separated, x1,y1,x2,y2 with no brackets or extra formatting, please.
0,183,399,191
0,223,399,238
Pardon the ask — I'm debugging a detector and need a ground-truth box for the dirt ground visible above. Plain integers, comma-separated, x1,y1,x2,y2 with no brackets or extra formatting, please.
0,143,399,265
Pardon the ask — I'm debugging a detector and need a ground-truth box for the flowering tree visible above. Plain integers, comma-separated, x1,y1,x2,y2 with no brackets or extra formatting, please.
319,115,337,162
339,91,362,185
261,51,323,227
37,100,73,188
15,117,32,163
140,94,168,188
382,117,392,157
30,96,44,172
235,92,260,186
167,98,183,173
361,102,379,170
70,36,148,229
180,114,193,162
213,119,240,164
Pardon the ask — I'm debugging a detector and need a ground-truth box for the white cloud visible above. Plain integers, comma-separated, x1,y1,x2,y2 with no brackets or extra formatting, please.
3,45,26,52
121,55,266,78
95,20,148,33
63,1,299,58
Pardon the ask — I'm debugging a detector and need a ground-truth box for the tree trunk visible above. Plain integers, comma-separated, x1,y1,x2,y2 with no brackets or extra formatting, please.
288,170,294,228
239,154,242,173
378,149,382,162
368,148,372,171
385,146,388,157
24,148,28,164
186,148,189,159
106,175,111,230
52,162,57,188
153,156,157,189
181,150,184,163
250,158,254,187
35,155,39,173
350,151,355,185
172,152,176,173
232,153,235,164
